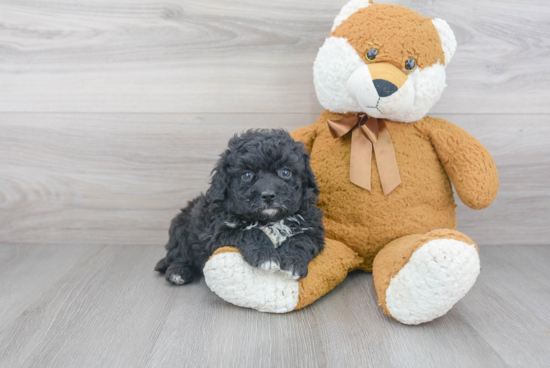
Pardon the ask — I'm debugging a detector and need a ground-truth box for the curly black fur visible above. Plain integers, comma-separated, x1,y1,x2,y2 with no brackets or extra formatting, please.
155,129,325,285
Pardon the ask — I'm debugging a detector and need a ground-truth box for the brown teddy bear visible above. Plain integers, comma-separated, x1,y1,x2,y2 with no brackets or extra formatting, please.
203,0,499,324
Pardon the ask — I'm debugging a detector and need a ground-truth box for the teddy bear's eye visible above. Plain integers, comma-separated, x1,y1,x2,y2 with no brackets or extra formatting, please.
404,58,417,72
365,48,378,62
242,171,253,181
278,168,292,179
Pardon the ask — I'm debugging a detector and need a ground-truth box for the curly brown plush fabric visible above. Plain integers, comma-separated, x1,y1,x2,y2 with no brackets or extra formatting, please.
296,238,362,310
292,112,498,272
415,119,499,209
331,4,446,69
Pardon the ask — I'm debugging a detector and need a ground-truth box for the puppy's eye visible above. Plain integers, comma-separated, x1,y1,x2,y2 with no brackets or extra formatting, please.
278,169,292,179
365,48,378,62
404,58,417,72
241,171,253,181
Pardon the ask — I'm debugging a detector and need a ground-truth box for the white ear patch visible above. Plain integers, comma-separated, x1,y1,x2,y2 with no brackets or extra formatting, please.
432,18,457,65
331,0,372,32
313,37,364,113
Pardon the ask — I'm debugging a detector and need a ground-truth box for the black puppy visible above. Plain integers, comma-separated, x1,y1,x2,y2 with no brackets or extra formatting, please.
155,129,325,285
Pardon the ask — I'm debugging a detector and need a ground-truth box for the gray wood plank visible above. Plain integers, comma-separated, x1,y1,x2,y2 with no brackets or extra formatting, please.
0,244,172,367
146,287,327,368
1,244,548,367
0,0,548,114
309,272,508,368
0,244,103,328
0,113,316,246
1,113,548,247
459,246,550,367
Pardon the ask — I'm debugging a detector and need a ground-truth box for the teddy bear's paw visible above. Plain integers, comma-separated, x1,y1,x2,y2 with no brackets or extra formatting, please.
203,247,300,313
385,238,480,325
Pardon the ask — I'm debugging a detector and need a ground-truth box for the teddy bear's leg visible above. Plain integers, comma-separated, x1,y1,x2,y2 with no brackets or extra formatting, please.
372,229,480,325
203,238,362,313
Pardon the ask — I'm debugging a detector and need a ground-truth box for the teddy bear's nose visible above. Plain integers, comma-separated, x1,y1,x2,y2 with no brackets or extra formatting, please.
373,79,398,97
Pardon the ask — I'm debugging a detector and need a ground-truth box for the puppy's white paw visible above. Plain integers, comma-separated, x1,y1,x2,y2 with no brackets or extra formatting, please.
169,274,186,285
281,270,301,280
259,260,281,272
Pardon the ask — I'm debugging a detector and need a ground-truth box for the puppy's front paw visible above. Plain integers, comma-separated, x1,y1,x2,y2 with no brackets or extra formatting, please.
280,257,309,280
259,259,281,272
241,248,280,271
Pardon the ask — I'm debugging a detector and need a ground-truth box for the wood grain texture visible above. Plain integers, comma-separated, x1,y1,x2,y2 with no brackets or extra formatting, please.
0,243,548,367
0,113,316,245
0,0,549,113
1,113,548,246
0,243,103,328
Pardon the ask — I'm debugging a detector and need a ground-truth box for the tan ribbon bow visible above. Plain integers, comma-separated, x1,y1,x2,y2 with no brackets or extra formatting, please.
327,114,401,195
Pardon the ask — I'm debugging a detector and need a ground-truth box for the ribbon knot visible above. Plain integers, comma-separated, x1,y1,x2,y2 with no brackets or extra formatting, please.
327,114,401,195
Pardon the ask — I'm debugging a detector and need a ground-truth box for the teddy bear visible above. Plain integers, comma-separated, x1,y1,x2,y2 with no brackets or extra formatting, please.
202,0,499,325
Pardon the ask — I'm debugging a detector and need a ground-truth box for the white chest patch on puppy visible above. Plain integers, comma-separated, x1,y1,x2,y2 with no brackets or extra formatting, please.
245,216,309,248
260,220,295,248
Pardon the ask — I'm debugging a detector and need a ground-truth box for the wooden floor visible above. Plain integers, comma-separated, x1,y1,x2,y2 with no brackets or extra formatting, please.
0,244,548,368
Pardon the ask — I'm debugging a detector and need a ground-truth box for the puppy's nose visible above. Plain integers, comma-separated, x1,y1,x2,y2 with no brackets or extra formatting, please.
373,79,398,97
261,191,276,203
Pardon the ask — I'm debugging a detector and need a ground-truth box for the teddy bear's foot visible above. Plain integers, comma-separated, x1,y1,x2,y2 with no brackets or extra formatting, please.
373,229,480,325
203,239,362,313
203,247,300,313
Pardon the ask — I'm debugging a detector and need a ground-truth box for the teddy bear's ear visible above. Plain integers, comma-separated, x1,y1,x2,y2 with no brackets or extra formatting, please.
331,0,373,32
432,18,457,65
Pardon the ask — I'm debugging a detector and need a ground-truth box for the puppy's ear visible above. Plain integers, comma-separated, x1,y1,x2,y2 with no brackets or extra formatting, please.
298,142,320,197
207,151,230,202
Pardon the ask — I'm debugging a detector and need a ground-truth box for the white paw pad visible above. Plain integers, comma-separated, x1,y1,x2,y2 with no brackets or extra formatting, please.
281,270,300,280
259,260,281,272
385,239,480,325
169,274,186,285
204,252,300,313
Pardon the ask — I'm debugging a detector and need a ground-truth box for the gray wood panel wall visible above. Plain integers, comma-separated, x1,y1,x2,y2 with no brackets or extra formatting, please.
1,0,549,246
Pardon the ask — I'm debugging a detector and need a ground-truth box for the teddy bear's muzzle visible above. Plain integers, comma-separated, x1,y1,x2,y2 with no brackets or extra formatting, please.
368,62,408,93
347,62,415,118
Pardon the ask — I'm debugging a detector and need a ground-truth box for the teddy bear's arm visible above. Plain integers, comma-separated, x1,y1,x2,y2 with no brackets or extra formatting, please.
420,117,499,210
291,124,317,154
